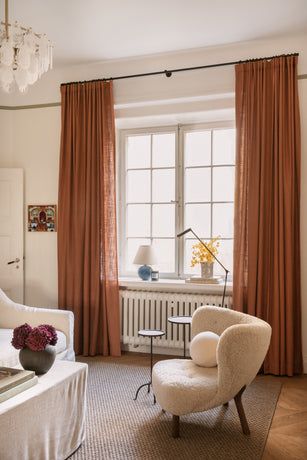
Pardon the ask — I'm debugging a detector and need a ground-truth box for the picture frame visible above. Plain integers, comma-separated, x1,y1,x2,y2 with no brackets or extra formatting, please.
28,205,57,232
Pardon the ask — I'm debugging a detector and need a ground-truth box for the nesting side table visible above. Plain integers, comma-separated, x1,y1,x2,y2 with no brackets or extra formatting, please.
134,329,165,403
168,315,192,358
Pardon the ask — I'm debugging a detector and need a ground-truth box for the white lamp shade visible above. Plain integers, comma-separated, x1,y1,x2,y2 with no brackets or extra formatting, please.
133,245,157,265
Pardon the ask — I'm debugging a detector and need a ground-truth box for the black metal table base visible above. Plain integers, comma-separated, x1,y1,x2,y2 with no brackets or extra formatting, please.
134,382,156,404
134,332,165,404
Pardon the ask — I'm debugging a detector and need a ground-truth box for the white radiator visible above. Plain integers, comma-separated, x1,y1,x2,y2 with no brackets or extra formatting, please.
120,290,232,352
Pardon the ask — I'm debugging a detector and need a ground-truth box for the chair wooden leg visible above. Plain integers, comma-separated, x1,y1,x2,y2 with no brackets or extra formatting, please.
172,415,180,438
234,386,250,435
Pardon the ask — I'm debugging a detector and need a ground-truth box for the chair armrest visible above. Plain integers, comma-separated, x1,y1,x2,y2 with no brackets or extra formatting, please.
0,293,74,353
216,322,271,401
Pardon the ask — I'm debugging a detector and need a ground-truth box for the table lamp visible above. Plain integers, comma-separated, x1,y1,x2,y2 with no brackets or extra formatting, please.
133,245,157,281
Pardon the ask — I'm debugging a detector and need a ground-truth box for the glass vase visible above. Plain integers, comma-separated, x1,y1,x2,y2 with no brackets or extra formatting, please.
200,262,214,279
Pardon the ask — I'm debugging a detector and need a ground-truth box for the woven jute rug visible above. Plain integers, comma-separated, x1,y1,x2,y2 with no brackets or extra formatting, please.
71,358,281,460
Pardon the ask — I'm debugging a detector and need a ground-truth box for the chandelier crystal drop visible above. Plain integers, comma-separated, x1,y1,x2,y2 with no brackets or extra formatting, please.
0,0,53,93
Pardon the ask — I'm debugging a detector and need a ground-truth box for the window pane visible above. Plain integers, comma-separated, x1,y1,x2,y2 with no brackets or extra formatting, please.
152,133,175,167
214,239,233,277
152,169,175,202
212,203,234,238
152,238,175,273
185,131,211,167
213,129,235,165
185,204,210,237
126,135,151,169
185,168,211,202
152,204,175,237
212,166,234,201
127,170,150,202
127,204,150,237
184,239,200,275
126,238,151,272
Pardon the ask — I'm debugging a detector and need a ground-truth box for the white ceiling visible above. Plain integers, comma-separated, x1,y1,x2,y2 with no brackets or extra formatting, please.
6,0,307,66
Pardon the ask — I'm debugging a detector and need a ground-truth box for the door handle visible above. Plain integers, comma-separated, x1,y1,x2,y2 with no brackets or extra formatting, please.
7,258,20,265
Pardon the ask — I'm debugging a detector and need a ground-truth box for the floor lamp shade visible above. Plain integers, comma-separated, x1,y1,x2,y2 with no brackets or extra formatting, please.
133,245,157,280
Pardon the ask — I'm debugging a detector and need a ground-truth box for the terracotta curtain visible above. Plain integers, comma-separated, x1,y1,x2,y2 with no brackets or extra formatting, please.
233,55,302,376
58,81,121,357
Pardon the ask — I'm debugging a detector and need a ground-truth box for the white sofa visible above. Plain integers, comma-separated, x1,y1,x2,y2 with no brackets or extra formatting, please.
0,288,75,367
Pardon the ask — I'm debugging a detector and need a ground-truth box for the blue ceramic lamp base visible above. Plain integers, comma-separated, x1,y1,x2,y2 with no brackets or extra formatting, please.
138,265,152,281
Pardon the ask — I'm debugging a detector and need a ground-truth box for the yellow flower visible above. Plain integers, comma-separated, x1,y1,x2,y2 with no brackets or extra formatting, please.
190,236,221,267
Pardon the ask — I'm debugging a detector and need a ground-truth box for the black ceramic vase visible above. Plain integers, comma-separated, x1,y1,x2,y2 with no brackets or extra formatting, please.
19,345,56,375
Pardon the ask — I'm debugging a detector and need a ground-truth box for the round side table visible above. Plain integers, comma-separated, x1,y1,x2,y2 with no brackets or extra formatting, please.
168,315,192,358
134,329,165,403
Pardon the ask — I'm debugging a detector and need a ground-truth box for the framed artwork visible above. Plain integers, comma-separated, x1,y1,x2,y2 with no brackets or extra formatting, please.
28,205,57,232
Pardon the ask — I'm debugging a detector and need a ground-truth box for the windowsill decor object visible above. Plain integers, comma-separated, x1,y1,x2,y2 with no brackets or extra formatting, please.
186,235,224,285
0,0,53,93
133,245,157,281
151,271,159,281
177,228,229,308
191,236,220,279
11,323,58,375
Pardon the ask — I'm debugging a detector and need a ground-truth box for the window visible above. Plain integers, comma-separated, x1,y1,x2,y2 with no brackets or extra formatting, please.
119,124,235,278
181,126,235,277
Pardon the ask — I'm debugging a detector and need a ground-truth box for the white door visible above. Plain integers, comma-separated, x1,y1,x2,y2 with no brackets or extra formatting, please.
0,169,24,303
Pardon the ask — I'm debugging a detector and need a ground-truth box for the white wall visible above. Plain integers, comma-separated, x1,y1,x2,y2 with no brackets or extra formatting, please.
0,33,306,108
0,110,13,163
0,33,306,369
0,108,60,307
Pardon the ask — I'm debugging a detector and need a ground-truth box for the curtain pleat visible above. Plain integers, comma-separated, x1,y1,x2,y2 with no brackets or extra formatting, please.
58,81,121,357
233,56,302,376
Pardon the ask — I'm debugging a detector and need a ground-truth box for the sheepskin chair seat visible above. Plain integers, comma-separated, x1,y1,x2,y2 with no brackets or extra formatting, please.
152,305,271,438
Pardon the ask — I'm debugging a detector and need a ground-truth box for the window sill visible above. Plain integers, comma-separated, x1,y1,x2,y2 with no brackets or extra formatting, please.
119,277,233,295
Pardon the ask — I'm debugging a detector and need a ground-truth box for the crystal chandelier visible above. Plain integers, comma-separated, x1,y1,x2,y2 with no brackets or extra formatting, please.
0,0,53,92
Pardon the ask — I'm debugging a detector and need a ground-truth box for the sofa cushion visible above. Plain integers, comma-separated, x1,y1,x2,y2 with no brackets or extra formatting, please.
0,328,67,368
152,359,218,416
0,329,19,367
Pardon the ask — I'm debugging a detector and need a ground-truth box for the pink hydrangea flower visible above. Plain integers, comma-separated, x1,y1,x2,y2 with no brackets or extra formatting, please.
11,323,32,349
25,327,49,351
38,324,58,346
12,323,58,351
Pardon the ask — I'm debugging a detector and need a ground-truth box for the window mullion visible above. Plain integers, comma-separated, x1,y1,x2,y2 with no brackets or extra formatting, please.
178,125,184,278
150,134,153,246
210,129,213,239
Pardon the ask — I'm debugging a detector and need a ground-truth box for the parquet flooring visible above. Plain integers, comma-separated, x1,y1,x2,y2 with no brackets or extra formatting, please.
262,374,307,460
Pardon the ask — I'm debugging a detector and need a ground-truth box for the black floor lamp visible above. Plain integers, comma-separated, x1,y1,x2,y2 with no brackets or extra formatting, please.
177,228,230,308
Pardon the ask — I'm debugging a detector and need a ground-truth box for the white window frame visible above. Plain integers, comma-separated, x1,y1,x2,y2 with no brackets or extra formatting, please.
118,125,179,278
179,121,235,278
118,121,235,279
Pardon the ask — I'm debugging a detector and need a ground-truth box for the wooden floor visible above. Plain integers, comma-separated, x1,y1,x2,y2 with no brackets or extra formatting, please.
84,353,307,460
262,374,307,460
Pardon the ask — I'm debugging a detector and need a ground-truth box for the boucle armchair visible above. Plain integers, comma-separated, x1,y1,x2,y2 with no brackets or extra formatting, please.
152,305,271,438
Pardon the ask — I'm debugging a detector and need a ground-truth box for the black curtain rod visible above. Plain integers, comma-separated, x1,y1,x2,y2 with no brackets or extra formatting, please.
61,52,299,86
